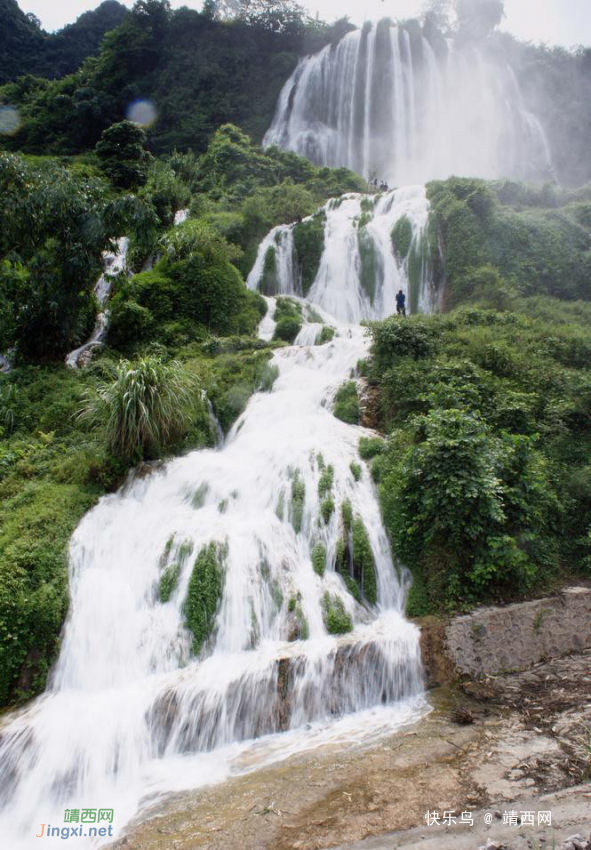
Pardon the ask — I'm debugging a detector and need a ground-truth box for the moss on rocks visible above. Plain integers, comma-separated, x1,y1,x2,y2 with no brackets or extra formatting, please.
312,543,327,577
322,593,353,635
334,381,360,425
290,471,306,534
293,212,326,297
185,542,226,654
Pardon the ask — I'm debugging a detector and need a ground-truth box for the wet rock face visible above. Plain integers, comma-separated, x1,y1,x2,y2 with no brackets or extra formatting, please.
417,587,591,684
357,379,381,430
147,637,421,755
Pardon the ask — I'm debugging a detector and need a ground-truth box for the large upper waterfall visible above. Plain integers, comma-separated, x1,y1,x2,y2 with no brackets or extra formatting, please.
248,185,440,317
265,19,553,185
0,295,425,847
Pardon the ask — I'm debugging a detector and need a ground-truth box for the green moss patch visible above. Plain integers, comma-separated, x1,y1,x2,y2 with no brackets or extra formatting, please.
185,542,226,654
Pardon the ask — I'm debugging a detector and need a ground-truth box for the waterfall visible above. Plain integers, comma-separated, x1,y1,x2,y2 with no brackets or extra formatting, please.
65,237,130,370
248,185,440,320
0,296,426,848
264,20,554,185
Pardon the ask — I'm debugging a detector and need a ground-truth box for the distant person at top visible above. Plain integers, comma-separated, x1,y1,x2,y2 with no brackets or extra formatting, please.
396,289,406,317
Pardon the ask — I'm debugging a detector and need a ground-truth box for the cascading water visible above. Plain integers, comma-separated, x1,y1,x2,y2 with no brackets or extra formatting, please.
65,210,190,370
0,297,426,847
265,19,554,185
65,237,130,370
248,185,440,319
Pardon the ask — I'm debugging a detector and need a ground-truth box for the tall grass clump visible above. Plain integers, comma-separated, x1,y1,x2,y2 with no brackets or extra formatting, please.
78,355,199,461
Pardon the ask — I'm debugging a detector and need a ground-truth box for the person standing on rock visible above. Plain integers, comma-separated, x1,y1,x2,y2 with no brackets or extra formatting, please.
396,289,407,317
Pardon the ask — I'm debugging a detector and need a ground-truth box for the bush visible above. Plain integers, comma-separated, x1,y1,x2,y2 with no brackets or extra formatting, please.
273,316,302,343
333,381,360,425
78,355,200,462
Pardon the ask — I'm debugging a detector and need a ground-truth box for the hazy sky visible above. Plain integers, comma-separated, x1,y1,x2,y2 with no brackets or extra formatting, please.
20,0,591,48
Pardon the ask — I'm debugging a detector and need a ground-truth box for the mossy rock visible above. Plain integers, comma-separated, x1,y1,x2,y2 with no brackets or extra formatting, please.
322,593,353,635
185,542,226,653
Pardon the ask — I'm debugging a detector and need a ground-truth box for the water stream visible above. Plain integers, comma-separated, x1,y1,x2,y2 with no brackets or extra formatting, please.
65,238,130,370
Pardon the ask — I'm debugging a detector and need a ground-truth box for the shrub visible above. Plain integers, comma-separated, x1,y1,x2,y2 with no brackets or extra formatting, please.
273,316,302,343
333,381,360,424
358,436,385,460
78,356,200,462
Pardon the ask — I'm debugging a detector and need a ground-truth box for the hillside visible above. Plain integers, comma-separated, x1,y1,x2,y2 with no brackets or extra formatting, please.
0,0,127,84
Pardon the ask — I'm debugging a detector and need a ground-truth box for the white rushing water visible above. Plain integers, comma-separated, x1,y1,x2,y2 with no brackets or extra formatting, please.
248,185,440,318
65,237,130,370
265,19,554,185
0,295,426,847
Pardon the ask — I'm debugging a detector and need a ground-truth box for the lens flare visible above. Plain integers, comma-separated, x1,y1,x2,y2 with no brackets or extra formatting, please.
0,105,21,135
126,99,158,128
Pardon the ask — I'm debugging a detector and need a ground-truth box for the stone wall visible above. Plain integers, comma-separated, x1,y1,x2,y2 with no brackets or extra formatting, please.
418,586,591,686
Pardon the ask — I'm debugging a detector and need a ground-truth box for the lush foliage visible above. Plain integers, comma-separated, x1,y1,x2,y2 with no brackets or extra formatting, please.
0,1,343,158
428,177,591,308
367,307,591,614
0,0,127,84
77,355,200,461
333,381,360,425
95,120,152,189
272,297,303,343
0,152,156,359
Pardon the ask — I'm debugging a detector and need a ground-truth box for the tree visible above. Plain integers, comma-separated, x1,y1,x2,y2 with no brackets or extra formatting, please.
95,120,152,189
0,152,156,359
238,0,307,33
456,0,504,39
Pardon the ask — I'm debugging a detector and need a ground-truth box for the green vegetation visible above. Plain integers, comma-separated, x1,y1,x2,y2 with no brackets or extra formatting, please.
95,120,152,189
428,177,591,308
367,307,591,615
292,212,326,296
351,518,378,605
159,563,181,603
318,464,334,499
273,297,303,343
290,469,306,533
350,461,362,482
0,2,354,159
78,356,199,462
358,227,380,304
312,543,327,577
322,592,353,635
317,326,336,345
0,151,156,360
320,496,335,524
158,536,194,603
185,542,226,653
333,382,360,425
334,511,377,606
0,367,126,706
358,436,385,460
0,0,127,84
391,215,413,259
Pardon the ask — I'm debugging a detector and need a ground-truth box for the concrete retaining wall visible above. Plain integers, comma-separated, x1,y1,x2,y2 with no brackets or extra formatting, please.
418,586,591,686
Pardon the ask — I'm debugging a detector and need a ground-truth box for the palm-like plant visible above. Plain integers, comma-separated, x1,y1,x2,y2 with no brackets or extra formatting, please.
79,356,199,462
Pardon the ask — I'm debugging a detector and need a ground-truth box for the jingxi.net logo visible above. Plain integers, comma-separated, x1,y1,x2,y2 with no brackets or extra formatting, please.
36,809,114,840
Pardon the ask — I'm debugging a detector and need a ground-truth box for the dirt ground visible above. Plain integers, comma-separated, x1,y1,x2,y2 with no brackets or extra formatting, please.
112,651,591,850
